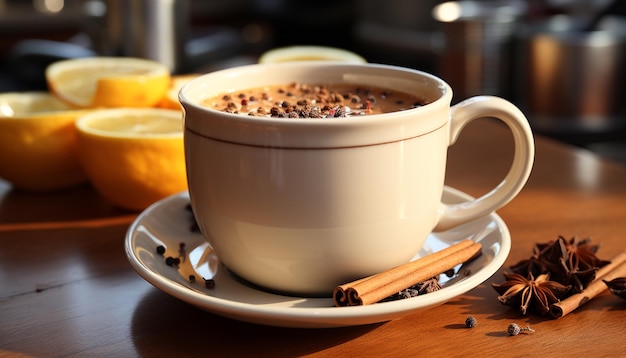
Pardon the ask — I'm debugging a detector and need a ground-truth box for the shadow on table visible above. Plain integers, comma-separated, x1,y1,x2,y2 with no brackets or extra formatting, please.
131,289,383,357
0,180,133,224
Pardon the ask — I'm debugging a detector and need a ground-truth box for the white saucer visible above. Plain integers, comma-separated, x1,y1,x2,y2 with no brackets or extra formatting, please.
125,187,510,328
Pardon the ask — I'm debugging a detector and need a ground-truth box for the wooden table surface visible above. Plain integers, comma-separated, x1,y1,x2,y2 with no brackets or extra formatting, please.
2,119,625,357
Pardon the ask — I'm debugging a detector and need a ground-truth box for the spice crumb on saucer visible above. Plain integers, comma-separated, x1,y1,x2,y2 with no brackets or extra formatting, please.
204,278,216,289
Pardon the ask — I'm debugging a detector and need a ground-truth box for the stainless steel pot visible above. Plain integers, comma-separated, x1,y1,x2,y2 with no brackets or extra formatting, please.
433,1,526,101
103,0,190,73
517,16,626,136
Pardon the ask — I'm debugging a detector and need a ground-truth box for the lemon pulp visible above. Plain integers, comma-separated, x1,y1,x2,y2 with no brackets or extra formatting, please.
46,57,170,108
0,92,89,191
75,108,186,210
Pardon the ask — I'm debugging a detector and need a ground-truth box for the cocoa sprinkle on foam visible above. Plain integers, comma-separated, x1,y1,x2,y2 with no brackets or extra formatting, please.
206,82,426,119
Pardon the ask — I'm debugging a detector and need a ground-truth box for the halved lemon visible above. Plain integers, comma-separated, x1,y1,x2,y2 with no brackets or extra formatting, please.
46,57,170,108
158,74,200,110
0,92,91,191
258,46,366,64
75,108,186,211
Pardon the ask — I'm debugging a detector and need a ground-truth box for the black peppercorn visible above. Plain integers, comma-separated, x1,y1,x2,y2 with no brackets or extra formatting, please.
204,278,215,289
508,323,520,336
507,323,535,336
465,316,477,328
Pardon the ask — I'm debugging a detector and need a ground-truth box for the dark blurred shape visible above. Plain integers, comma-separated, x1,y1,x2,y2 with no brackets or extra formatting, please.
5,39,96,90
249,0,357,49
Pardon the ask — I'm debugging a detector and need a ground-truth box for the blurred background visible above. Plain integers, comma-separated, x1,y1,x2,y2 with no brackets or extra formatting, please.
1,0,625,164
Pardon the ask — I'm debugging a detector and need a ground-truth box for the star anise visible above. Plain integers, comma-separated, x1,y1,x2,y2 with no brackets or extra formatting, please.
551,236,611,292
510,242,550,277
561,236,611,271
510,256,547,278
492,272,571,315
546,256,598,294
510,236,610,293
603,277,626,300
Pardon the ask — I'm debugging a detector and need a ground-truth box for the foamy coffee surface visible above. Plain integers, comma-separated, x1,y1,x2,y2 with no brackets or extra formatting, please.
203,83,427,118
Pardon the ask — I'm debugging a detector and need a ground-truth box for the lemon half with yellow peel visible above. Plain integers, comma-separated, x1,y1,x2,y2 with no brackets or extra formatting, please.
46,57,170,108
75,108,186,211
0,92,91,191
158,74,200,110
258,46,366,64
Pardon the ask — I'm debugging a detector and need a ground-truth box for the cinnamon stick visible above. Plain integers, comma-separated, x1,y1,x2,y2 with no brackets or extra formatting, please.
550,250,626,318
333,240,482,307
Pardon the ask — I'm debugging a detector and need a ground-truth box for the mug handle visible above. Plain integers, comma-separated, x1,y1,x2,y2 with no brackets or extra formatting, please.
434,96,535,231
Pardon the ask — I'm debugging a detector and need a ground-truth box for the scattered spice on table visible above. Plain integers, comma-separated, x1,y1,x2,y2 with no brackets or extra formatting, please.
510,236,609,293
507,323,535,336
604,278,626,300
492,235,626,317
551,250,626,318
492,272,570,315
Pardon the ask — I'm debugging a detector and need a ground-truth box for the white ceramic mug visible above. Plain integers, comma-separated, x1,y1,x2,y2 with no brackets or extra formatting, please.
180,62,534,296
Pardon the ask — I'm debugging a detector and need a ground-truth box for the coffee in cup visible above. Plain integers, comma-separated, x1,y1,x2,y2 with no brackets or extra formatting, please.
180,62,534,296
204,82,425,117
